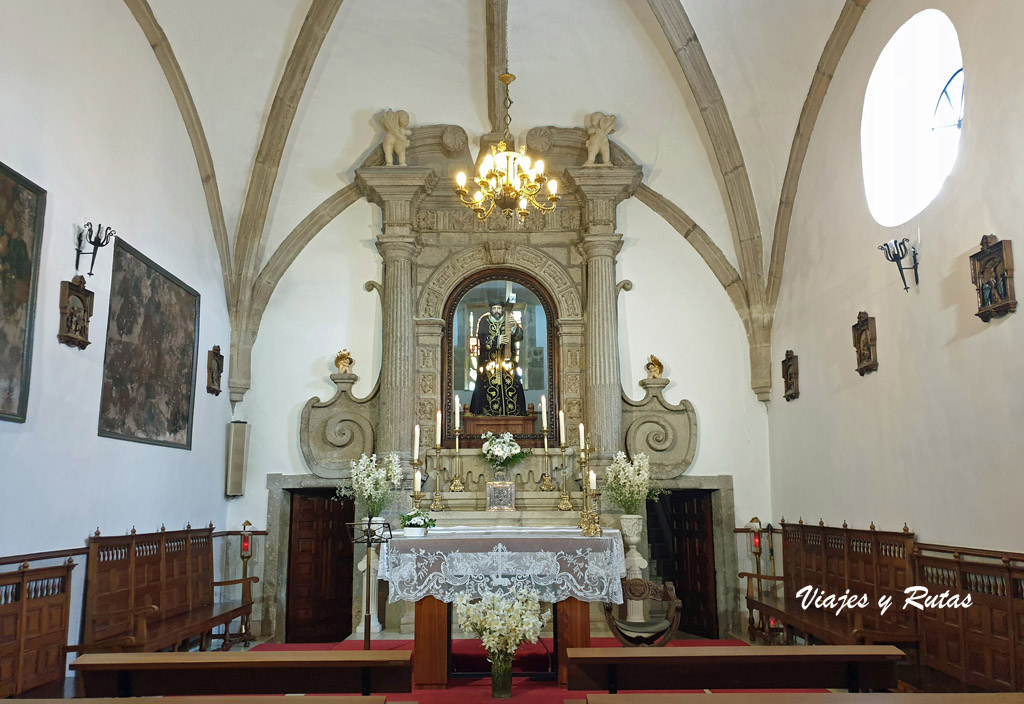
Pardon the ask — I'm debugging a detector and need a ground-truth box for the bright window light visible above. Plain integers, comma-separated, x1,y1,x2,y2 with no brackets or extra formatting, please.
861,9,963,227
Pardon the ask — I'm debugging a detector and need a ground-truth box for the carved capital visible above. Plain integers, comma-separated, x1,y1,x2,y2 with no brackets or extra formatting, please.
355,166,437,230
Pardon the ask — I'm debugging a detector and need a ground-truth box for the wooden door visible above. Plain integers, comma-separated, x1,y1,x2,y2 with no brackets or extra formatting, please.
286,490,354,642
670,489,718,638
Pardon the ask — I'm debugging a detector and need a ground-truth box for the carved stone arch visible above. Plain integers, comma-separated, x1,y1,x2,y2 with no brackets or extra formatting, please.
417,244,582,321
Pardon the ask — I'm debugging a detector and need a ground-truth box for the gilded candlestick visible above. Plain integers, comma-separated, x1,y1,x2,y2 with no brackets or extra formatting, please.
539,429,555,491
577,444,590,529
556,443,573,511
430,444,445,511
410,457,425,509
449,428,465,492
582,489,603,537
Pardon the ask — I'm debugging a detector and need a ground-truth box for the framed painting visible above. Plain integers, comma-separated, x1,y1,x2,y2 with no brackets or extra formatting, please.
98,238,200,449
0,161,46,423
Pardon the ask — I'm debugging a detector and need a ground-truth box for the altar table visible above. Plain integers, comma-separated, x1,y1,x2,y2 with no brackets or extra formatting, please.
379,526,626,687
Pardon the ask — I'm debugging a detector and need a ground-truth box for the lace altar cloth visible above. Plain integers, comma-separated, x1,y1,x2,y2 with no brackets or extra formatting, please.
379,526,626,604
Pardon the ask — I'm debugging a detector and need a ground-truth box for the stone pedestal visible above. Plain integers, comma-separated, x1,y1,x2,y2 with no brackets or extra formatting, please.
355,546,381,633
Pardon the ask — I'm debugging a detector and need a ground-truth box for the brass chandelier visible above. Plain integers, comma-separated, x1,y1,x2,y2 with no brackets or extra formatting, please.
454,73,559,222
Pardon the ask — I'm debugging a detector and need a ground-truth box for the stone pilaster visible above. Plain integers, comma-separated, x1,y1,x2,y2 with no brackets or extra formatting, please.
355,166,437,454
564,166,643,456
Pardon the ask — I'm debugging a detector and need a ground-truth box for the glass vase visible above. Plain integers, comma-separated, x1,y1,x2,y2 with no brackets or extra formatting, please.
490,653,513,699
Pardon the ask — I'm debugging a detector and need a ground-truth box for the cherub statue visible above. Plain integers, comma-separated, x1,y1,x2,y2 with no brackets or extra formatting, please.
644,355,664,379
583,112,617,166
334,349,354,374
381,109,412,166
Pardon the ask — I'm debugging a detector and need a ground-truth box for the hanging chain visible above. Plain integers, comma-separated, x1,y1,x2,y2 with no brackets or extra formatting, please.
503,83,513,140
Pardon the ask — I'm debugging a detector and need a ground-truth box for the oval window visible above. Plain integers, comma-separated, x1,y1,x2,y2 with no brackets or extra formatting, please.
861,9,964,227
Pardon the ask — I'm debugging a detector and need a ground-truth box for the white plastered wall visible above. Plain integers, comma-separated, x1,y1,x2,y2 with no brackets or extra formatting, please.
618,200,770,524
0,1,232,556
769,0,1024,551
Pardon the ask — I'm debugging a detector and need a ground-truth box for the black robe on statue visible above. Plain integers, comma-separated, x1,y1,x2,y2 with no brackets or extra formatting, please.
468,311,527,416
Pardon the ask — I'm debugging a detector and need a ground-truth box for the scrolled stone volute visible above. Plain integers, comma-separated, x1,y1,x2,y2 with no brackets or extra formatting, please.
300,373,380,478
620,374,697,479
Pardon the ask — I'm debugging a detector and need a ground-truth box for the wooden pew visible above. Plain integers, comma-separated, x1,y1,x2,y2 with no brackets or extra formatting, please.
585,694,1024,704
743,520,919,648
566,645,904,693
72,526,257,653
6,698,386,704
70,650,412,697
0,560,76,697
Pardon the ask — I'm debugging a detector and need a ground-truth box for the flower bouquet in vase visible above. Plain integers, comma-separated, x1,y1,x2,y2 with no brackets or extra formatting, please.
335,452,404,521
455,588,551,699
399,508,435,537
604,451,664,621
480,431,529,481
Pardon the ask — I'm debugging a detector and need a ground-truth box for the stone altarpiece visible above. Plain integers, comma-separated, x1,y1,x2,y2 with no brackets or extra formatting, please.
276,123,737,640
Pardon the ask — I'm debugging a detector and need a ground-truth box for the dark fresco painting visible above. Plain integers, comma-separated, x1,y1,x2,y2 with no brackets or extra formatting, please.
0,162,46,423
99,239,200,449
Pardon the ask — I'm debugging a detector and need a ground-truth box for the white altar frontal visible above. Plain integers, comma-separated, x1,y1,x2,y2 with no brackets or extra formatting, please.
379,525,625,688
379,525,626,603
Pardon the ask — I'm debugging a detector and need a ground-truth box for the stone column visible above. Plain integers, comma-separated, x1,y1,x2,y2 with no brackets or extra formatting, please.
564,166,643,456
355,167,436,454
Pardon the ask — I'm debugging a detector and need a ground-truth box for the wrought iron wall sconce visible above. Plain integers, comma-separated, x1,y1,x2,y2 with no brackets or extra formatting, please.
878,237,919,292
76,222,115,276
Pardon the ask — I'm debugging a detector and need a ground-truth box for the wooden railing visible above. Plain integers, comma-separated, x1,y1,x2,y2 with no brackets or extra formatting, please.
0,525,266,696
0,560,76,697
913,543,1024,691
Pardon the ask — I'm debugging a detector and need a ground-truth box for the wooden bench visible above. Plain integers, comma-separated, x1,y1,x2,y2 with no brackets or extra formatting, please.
566,644,904,693
743,520,919,648
7,698,386,704
584,694,1024,703
70,650,413,697
0,560,76,697
71,526,257,653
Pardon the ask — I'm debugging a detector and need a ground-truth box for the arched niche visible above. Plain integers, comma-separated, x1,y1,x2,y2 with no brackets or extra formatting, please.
440,268,560,448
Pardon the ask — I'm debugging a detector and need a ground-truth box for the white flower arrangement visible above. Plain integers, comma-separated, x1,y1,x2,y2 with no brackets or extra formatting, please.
335,452,403,517
399,507,436,528
480,431,529,472
603,450,660,515
455,588,551,661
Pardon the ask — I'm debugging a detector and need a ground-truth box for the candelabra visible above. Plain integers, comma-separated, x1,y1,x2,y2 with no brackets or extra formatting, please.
410,457,425,510
581,487,603,537
556,442,573,511
449,428,465,492
430,445,445,511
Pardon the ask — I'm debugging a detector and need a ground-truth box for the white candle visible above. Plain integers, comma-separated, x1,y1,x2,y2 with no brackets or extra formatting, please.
413,424,420,462
435,410,442,446
454,394,461,430
558,410,566,445
414,470,422,492
540,395,547,429
589,470,597,490
579,423,586,451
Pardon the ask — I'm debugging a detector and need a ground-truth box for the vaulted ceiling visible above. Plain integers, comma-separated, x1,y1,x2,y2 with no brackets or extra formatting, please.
135,0,859,402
